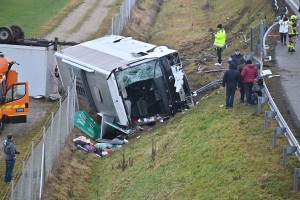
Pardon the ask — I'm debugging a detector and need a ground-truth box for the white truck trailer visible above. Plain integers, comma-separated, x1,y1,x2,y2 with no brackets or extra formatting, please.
0,44,56,97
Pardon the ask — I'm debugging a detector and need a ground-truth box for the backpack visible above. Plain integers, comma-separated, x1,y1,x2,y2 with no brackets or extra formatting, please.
251,92,259,105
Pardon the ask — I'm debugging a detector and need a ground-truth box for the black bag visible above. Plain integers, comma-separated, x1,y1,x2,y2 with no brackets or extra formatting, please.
251,92,259,105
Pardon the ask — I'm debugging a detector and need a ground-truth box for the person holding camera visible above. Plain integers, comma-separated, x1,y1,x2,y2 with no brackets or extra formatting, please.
4,133,20,183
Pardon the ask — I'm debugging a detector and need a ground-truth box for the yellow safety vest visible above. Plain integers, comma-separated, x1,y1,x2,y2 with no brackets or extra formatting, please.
214,29,226,48
288,21,298,35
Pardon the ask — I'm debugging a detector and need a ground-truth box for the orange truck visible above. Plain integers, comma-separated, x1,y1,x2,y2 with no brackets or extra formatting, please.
0,52,30,134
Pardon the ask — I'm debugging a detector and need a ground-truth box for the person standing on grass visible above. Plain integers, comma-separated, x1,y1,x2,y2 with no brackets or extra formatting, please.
237,57,246,103
228,48,244,68
278,14,289,45
241,60,258,104
214,24,226,66
222,63,240,109
4,133,20,183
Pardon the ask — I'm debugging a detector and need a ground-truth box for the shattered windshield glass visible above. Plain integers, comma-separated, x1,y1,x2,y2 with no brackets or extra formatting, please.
115,59,162,91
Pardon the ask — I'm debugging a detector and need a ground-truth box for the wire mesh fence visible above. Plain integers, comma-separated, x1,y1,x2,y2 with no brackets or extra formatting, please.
109,0,137,35
250,20,266,59
8,79,78,200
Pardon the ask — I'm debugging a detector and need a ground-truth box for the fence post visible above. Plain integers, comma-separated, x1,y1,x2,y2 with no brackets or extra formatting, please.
49,112,54,173
39,127,46,199
257,96,268,114
57,98,62,146
273,127,286,146
283,145,297,167
72,77,77,129
28,140,34,200
111,17,114,35
259,21,264,55
264,111,277,129
250,28,253,52
66,86,70,140
294,168,300,192
11,180,14,200
20,160,25,198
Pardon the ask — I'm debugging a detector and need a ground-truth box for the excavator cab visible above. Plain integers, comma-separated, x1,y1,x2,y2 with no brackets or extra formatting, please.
0,53,30,133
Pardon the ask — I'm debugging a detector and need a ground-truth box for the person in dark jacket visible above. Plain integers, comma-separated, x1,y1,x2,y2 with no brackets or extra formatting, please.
228,48,244,67
222,63,240,108
241,59,258,104
4,133,20,183
237,57,246,102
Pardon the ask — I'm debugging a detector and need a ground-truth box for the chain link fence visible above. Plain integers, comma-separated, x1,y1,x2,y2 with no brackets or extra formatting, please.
110,0,137,35
249,20,266,60
5,79,78,200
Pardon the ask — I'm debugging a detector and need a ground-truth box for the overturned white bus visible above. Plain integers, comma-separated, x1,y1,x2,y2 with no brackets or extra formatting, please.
55,35,194,138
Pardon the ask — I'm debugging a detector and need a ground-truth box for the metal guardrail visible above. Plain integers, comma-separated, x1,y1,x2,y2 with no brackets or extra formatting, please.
258,21,300,191
193,79,222,95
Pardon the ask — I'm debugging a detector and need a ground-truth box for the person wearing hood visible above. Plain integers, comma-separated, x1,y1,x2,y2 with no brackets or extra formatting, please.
4,133,20,183
241,60,258,104
228,48,244,67
222,63,240,108
214,24,226,66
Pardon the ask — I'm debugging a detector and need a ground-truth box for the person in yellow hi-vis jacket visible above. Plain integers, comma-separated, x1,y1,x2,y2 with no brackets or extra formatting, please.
288,15,298,52
213,24,226,66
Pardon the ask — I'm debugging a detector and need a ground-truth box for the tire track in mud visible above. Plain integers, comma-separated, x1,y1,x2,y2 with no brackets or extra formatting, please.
45,0,116,42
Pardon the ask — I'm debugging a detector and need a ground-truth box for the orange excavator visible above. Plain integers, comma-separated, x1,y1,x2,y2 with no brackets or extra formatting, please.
0,52,30,134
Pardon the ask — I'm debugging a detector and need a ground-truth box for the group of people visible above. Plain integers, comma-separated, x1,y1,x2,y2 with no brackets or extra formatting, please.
213,12,299,65
222,49,259,109
278,14,299,52
213,12,298,108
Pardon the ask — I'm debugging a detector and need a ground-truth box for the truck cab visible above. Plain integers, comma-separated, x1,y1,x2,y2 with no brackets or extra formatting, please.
0,53,30,133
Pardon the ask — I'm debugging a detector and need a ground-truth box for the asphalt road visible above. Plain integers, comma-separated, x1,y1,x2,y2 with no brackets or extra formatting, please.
275,0,300,132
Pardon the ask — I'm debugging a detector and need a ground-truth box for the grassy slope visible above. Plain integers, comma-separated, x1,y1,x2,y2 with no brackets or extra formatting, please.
87,89,300,199
83,0,300,199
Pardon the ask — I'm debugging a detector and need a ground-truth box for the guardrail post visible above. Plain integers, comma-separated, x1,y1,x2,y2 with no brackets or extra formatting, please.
11,180,14,200
257,96,269,114
264,111,277,129
294,168,300,192
273,127,286,146
283,145,297,167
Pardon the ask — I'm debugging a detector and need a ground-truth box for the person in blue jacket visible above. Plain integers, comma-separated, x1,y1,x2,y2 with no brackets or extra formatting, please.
4,133,20,183
228,48,244,68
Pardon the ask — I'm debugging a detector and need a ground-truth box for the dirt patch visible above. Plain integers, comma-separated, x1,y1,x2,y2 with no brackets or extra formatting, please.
45,0,116,42
123,0,163,42
42,132,94,200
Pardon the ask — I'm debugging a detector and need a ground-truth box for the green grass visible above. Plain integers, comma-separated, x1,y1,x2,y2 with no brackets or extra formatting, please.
0,0,71,38
1,0,299,199
86,89,300,199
